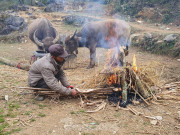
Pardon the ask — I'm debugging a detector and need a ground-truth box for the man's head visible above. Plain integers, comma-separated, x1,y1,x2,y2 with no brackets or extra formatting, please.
48,44,69,63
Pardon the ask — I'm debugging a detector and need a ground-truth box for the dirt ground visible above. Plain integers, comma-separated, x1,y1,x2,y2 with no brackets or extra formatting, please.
0,8,180,135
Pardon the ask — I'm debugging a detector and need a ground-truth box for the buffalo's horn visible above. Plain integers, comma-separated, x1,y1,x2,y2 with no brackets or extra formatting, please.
71,29,77,39
52,27,60,44
33,30,43,47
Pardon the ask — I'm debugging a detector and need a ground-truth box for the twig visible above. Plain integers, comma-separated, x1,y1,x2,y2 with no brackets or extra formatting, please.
18,87,50,91
86,101,107,113
131,87,150,106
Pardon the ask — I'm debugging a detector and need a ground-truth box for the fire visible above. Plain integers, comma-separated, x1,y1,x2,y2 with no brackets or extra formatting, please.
132,54,138,72
105,22,121,85
107,74,117,85
105,22,118,48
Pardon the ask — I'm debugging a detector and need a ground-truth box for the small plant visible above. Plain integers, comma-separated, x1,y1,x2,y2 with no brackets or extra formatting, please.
77,109,85,114
8,102,20,110
30,118,36,123
6,112,18,118
0,108,4,114
0,115,5,123
38,104,47,109
38,112,46,117
114,113,121,117
143,121,150,126
24,111,32,115
70,111,76,115
0,122,9,133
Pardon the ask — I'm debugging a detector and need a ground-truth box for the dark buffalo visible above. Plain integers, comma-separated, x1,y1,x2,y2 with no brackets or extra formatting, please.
28,18,59,52
65,19,131,68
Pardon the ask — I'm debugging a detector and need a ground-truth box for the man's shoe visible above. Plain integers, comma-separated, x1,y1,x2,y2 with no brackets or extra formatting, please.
35,95,45,101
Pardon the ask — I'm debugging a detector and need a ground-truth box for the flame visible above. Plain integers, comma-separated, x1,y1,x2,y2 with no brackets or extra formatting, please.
132,54,137,72
107,74,117,85
105,22,118,48
105,22,121,85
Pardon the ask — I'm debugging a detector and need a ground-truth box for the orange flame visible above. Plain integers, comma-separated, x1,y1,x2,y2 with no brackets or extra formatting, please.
107,74,117,85
133,54,137,72
105,22,118,48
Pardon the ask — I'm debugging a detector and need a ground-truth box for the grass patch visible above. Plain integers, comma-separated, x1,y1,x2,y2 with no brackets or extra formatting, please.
70,109,86,115
6,112,18,118
114,113,121,117
30,118,36,123
8,102,20,110
0,85,6,90
70,111,76,115
0,108,4,114
0,122,9,133
38,112,46,117
143,121,150,126
24,111,32,116
38,104,47,109
77,109,85,114
8,128,22,134
0,115,5,123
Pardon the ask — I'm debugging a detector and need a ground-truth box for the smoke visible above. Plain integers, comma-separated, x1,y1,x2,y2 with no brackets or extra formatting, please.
61,0,130,67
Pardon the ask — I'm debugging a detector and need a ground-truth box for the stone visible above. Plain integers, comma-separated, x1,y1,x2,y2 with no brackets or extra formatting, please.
164,34,179,42
44,3,64,12
0,13,27,35
144,33,152,39
35,0,45,7
150,119,157,125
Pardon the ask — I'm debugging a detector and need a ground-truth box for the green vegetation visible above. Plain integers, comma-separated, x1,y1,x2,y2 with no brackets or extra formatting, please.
38,112,46,117
0,115,5,123
30,118,36,123
0,0,15,11
114,112,121,117
38,104,47,109
106,0,179,24
0,0,49,11
24,111,32,115
132,34,180,57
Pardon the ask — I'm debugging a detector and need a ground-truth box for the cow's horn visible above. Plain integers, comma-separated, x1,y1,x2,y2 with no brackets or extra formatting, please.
71,29,77,39
33,30,43,47
52,28,60,44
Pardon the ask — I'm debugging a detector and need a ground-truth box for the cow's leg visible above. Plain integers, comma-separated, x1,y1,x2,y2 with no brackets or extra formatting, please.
88,43,96,69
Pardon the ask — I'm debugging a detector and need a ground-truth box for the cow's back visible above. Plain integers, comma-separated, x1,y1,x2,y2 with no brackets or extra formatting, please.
80,19,130,47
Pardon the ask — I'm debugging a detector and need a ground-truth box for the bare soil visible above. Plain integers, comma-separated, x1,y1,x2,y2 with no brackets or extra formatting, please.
0,9,180,135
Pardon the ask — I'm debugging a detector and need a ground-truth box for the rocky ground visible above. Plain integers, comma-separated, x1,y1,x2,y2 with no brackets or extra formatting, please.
0,6,180,135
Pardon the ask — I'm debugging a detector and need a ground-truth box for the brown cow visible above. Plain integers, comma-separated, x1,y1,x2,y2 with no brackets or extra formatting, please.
65,19,131,68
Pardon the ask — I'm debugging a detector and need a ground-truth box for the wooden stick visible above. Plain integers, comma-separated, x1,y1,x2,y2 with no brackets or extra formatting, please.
131,87,150,106
18,87,50,91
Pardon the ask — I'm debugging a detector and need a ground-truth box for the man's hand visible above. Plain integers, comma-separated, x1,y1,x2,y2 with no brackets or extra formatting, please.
71,89,79,96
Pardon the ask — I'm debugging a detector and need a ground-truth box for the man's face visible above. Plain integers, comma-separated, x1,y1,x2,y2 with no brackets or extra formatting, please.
53,56,64,63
